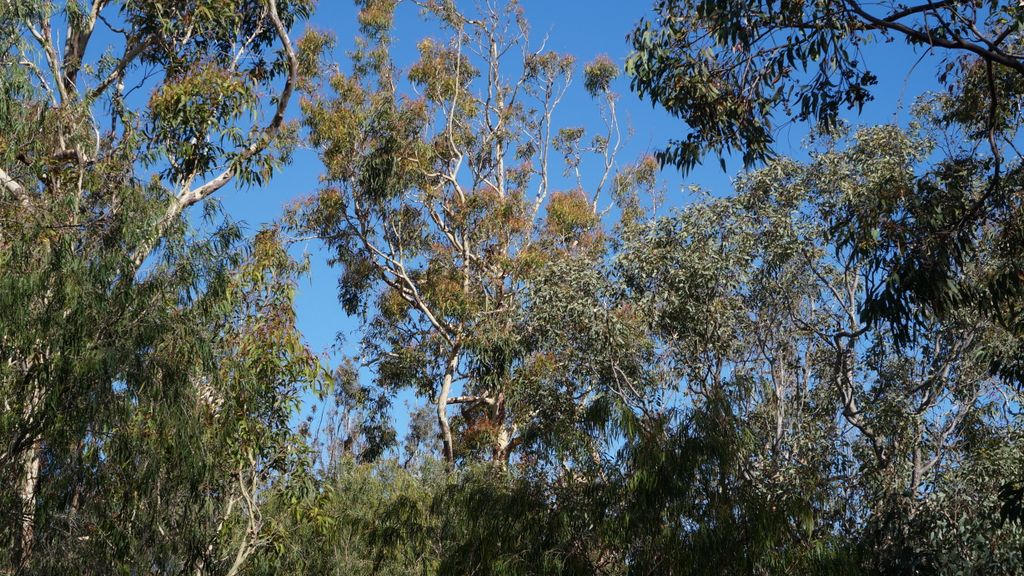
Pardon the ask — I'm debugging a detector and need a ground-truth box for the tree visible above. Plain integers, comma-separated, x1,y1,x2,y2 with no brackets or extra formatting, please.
628,0,1024,523
3,1,1021,573
266,118,1024,575
604,123,1023,573
290,0,657,468
0,0,319,572
626,0,1024,374
8,228,323,575
626,0,1024,173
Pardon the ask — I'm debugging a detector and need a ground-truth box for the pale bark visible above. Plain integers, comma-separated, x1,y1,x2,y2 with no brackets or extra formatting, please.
437,342,462,466
17,441,40,563
0,167,28,207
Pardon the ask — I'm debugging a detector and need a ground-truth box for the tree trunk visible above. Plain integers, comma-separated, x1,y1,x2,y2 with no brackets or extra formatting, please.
492,426,513,469
17,386,42,567
437,341,461,466
490,392,514,468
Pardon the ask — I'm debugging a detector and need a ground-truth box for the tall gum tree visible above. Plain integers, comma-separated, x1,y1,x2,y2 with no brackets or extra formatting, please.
290,0,657,467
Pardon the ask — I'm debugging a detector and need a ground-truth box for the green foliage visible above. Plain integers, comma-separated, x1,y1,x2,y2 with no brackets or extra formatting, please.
263,116,1022,576
0,1,318,573
626,0,1024,173
3,2,1023,575
148,65,257,181
583,55,619,98
629,0,1024,533
289,0,640,470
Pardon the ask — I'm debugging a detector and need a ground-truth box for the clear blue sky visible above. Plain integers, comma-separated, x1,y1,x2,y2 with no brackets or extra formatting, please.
209,1,943,442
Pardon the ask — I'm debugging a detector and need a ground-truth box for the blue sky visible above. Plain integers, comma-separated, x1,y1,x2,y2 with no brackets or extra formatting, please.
208,1,944,442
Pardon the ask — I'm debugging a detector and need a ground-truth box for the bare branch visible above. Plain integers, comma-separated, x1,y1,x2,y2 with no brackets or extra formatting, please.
0,167,29,207
448,394,496,406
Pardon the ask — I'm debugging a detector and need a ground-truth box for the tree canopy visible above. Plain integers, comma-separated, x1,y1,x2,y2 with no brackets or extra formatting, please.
1,0,1022,574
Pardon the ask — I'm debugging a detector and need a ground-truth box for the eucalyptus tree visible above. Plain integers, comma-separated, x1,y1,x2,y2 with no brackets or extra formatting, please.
626,0,1024,364
628,0,1024,525
290,0,657,468
627,0,1024,172
609,122,1024,573
0,0,319,572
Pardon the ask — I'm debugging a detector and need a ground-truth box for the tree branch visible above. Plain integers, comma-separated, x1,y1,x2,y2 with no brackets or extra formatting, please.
171,0,298,215
0,167,29,207
846,0,1024,75
447,394,495,406
133,0,299,268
